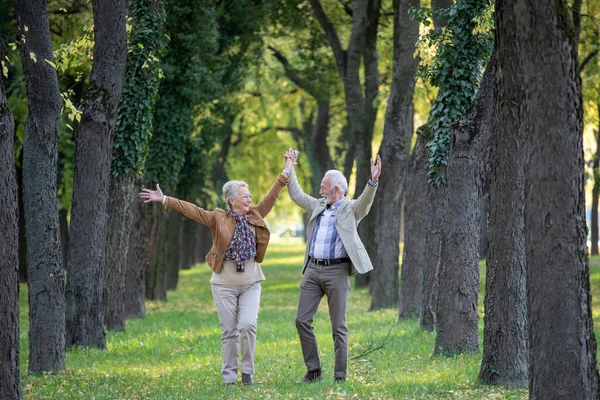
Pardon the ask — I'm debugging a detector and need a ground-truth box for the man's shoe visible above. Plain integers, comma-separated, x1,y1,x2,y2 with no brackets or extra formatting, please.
302,368,323,383
242,373,253,385
334,376,346,383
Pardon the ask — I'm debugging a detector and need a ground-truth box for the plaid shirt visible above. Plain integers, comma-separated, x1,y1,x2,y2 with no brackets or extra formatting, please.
309,197,349,259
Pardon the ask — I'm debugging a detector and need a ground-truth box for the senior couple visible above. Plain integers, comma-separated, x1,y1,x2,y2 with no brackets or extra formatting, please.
139,149,382,385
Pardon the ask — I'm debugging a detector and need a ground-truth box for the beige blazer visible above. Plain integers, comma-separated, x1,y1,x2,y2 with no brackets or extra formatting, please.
288,169,377,275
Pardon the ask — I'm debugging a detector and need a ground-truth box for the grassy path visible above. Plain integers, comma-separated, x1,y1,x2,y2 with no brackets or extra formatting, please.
20,239,572,399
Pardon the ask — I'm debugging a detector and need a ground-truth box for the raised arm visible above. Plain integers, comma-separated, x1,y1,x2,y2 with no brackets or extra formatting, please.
139,184,216,227
254,173,290,218
285,148,319,211
353,155,381,220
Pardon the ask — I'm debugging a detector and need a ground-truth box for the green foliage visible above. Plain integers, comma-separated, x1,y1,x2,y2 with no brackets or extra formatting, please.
111,0,168,179
411,0,494,186
144,0,219,189
19,241,535,398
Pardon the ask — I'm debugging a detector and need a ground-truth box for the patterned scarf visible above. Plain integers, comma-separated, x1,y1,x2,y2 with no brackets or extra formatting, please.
224,210,257,272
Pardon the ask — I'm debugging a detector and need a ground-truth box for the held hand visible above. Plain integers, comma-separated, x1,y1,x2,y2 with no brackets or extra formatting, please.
370,155,382,182
139,184,164,203
284,148,299,169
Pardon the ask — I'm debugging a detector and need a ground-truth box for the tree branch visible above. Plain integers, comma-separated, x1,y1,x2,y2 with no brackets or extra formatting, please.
579,49,599,74
268,46,316,97
307,0,346,75
337,0,353,17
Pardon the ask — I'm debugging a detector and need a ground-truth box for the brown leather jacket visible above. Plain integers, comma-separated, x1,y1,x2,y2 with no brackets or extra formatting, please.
164,173,290,273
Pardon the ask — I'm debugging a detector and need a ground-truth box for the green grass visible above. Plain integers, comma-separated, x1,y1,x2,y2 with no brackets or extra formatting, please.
21,240,600,399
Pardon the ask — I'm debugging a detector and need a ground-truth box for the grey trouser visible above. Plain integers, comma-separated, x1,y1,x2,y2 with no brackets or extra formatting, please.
212,282,261,383
295,261,350,379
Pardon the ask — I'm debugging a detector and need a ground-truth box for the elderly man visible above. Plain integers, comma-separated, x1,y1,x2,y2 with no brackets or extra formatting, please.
284,148,381,383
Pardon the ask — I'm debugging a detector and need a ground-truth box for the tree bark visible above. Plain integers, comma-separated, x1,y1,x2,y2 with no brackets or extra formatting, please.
124,181,147,319
591,128,599,256
16,161,27,283
145,211,168,301
104,175,135,331
433,58,495,356
420,181,444,331
165,210,181,291
479,2,528,385
15,0,66,372
65,0,127,349
399,127,428,319
0,46,21,400
370,0,419,310
516,0,600,397
195,223,211,264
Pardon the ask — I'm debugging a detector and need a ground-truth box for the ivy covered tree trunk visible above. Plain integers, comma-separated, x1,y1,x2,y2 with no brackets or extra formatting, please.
399,128,427,319
15,0,66,372
66,0,128,349
434,59,494,356
0,49,21,400
517,0,600,397
479,1,528,386
124,178,148,319
104,179,136,330
143,0,205,301
105,0,166,331
370,0,419,310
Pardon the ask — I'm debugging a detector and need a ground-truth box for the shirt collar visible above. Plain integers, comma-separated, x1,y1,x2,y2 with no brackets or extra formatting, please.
326,196,347,210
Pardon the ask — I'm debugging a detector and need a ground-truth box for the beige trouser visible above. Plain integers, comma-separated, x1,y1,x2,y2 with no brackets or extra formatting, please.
212,282,261,383
295,261,350,379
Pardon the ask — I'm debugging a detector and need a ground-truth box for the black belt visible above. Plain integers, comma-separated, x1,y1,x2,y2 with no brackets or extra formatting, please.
309,256,350,266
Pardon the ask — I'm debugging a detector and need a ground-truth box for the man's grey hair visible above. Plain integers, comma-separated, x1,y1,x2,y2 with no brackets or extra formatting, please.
222,180,248,208
325,170,348,194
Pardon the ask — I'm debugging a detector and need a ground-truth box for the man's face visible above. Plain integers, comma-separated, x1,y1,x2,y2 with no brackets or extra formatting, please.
320,175,335,205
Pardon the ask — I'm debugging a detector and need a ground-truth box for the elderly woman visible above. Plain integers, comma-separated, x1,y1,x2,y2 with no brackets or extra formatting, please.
139,157,293,385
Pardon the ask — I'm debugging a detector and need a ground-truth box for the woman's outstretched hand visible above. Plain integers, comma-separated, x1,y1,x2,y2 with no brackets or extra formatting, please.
139,184,164,203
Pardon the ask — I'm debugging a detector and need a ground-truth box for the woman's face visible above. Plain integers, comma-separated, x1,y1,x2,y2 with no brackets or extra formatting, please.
230,186,252,215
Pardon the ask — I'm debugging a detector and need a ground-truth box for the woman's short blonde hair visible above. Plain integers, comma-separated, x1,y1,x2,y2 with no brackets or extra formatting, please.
222,180,249,208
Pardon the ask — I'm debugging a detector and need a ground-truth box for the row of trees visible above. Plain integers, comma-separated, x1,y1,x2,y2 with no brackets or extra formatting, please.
1,0,600,399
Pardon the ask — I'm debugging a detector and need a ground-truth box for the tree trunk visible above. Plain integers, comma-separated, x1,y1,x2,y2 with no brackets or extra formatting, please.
145,211,168,301
165,210,181,291
399,127,428,319
16,161,27,283
591,128,599,256
370,0,419,311
179,215,189,270
417,0,455,331
15,0,66,372
517,0,600,397
59,208,69,268
434,58,495,356
104,175,135,331
420,181,444,331
479,3,528,386
0,50,21,400
66,0,128,349
307,0,380,290
478,190,489,260
195,223,210,264
124,182,147,319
